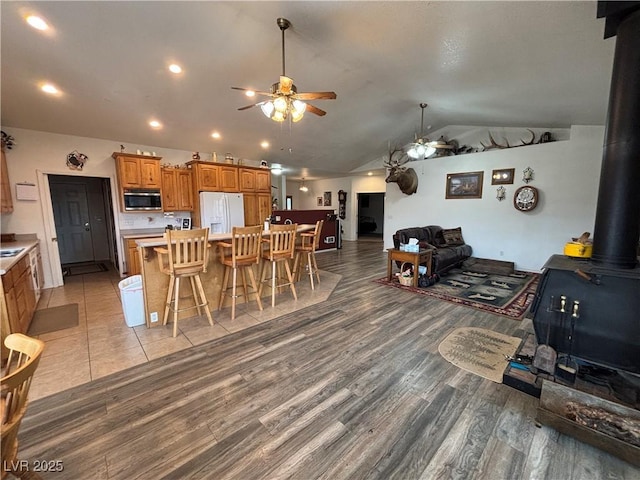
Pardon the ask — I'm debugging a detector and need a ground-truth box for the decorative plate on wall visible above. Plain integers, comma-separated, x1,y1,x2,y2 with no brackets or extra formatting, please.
514,185,539,211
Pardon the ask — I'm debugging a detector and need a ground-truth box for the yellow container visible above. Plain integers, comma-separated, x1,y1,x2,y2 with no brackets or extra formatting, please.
564,242,593,258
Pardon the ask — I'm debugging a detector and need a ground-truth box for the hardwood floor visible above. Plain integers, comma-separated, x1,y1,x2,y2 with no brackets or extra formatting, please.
19,241,639,479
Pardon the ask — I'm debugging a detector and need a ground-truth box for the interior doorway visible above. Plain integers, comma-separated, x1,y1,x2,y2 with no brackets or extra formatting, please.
48,175,117,278
357,192,384,240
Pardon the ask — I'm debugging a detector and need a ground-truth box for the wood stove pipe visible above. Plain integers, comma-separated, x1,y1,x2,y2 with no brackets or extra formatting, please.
592,5,640,269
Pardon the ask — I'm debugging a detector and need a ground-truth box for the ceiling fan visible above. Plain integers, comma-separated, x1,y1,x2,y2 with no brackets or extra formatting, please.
232,18,337,122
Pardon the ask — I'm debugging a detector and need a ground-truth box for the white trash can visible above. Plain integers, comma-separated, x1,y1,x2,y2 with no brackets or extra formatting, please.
119,275,145,327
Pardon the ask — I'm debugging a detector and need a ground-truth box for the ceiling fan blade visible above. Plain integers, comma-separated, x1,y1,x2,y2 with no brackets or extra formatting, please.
279,76,294,94
294,92,337,100
306,104,327,116
231,86,273,97
237,102,266,111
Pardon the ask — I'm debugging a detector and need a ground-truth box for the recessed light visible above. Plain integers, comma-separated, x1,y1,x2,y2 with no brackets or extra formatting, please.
211,132,221,139
260,141,270,149
245,90,256,97
149,120,162,129
40,83,59,95
26,15,48,31
168,64,182,74
367,172,373,176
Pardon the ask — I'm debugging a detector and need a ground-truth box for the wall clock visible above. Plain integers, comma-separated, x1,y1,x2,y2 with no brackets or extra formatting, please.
514,185,539,211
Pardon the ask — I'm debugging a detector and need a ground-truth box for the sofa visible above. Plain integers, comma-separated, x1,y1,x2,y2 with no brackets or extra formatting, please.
393,225,472,275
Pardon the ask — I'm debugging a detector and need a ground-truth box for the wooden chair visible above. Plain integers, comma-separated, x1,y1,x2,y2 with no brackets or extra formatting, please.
217,225,264,320
259,223,298,308
293,220,324,290
1,333,45,480
154,228,213,337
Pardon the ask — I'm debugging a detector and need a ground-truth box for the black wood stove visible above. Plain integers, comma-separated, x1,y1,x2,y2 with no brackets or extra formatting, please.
531,3,640,377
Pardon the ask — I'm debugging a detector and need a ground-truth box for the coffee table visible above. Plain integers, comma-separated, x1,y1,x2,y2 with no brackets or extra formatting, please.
387,248,433,287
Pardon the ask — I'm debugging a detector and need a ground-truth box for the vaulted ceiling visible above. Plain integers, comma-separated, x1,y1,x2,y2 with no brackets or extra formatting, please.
1,1,615,179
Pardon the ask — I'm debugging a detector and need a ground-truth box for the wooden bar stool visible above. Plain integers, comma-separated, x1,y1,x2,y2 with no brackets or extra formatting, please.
154,228,213,337
217,225,263,320
2,333,45,480
293,220,324,290
259,223,298,308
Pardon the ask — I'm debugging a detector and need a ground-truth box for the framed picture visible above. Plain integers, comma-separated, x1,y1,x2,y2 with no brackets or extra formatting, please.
317,197,323,207
491,168,515,185
323,191,332,206
181,218,191,230
446,171,484,199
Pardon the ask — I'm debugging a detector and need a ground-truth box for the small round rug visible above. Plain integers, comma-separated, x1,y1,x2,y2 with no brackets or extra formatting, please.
438,327,523,383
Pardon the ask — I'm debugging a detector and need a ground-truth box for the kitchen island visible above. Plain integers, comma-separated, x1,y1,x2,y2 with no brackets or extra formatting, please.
135,224,315,328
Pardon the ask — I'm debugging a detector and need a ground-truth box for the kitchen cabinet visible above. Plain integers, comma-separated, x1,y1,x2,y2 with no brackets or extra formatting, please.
1,255,35,336
239,167,271,193
161,168,194,212
239,168,256,192
256,169,271,192
1,146,13,213
219,166,239,192
125,238,142,275
113,152,162,189
189,162,219,192
244,193,272,227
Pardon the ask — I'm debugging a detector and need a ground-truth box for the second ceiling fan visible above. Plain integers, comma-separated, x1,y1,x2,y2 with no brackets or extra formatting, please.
232,18,337,122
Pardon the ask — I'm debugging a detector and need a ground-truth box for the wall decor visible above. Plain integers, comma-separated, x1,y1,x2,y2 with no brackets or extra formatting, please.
323,191,332,206
522,166,534,183
384,146,418,195
338,189,347,219
66,150,88,170
446,171,484,199
317,197,323,207
491,168,515,185
514,185,539,211
496,186,506,201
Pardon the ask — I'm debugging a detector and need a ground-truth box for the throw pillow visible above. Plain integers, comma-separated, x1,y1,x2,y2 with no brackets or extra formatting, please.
442,227,465,246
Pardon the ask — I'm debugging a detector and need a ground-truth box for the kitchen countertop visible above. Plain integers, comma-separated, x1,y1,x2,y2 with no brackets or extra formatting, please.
0,239,40,275
120,228,167,239
135,224,316,248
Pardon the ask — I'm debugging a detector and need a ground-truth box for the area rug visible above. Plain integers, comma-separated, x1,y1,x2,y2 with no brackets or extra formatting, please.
374,268,538,320
63,262,108,276
27,303,79,336
438,327,523,383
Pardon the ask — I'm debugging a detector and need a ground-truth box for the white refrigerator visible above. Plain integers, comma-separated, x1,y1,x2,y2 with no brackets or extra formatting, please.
199,192,245,234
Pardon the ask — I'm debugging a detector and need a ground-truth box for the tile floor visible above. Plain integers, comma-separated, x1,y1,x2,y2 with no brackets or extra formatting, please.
29,264,340,401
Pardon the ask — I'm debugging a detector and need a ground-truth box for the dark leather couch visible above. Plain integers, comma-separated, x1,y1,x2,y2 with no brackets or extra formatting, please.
393,225,472,275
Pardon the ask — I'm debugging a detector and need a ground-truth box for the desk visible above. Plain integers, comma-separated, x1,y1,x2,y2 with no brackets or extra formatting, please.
387,248,433,287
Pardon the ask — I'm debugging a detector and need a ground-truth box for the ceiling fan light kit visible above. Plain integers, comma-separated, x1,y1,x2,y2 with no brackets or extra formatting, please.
406,103,437,159
233,18,336,123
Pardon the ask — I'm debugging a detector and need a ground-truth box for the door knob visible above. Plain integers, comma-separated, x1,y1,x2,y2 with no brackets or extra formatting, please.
84,222,91,231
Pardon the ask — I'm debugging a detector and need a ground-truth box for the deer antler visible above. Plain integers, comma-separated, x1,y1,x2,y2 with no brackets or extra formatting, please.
520,129,536,146
384,145,406,167
480,132,510,150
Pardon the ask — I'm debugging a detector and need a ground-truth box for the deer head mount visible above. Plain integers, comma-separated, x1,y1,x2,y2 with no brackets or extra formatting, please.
384,146,418,195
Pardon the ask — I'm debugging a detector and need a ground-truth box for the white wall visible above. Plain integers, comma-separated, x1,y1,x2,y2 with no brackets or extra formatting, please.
286,175,387,242
1,125,604,286
0,127,199,287
384,125,604,272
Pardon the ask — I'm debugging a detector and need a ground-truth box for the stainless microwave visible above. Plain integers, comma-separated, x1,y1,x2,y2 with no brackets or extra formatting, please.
123,189,162,211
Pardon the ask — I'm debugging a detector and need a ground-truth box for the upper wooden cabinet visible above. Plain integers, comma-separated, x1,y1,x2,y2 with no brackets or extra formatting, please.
161,167,194,212
113,153,162,189
256,169,271,192
219,166,239,192
188,161,219,192
239,167,271,193
1,147,13,214
239,168,270,193
239,168,256,192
